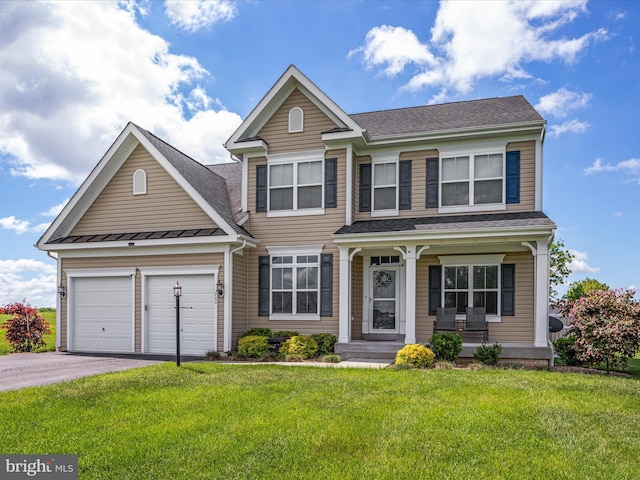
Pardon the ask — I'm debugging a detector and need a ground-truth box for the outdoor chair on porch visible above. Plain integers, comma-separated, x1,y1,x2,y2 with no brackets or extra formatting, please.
433,307,457,334
465,307,489,343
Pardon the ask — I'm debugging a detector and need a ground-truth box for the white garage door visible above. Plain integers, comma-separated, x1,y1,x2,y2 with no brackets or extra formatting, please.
72,276,134,353
146,274,217,356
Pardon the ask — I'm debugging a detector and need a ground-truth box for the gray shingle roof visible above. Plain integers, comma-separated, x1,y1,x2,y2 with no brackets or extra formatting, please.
48,228,226,244
207,162,242,222
135,126,252,238
349,95,543,138
334,211,555,236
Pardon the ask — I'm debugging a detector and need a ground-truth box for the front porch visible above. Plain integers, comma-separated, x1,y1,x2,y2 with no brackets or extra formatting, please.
335,340,553,365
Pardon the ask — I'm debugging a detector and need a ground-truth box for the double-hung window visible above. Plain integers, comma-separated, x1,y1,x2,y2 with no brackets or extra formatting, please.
439,144,506,212
373,162,397,211
268,151,324,214
440,255,505,318
270,251,320,319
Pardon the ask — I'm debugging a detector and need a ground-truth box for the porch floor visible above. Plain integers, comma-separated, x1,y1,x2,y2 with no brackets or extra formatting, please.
336,340,553,364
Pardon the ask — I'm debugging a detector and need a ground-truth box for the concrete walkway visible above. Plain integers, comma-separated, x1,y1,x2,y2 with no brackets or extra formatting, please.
0,352,164,392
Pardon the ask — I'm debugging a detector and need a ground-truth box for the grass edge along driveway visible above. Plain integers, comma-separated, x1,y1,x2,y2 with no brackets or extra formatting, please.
1,363,639,480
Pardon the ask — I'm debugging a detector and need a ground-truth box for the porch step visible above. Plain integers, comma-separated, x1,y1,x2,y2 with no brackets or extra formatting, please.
335,341,404,361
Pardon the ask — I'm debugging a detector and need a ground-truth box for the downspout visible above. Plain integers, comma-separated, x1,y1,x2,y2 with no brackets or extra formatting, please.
47,251,61,351
225,240,247,354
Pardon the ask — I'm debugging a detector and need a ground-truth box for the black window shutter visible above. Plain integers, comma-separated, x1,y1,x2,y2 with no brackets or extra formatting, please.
325,158,337,208
399,160,412,210
320,253,333,316
501,263,515,316
426,157,439,209
256,164,267,212
359,163,371,212
258,256,270,316
428,265,442,316
506,151,520,204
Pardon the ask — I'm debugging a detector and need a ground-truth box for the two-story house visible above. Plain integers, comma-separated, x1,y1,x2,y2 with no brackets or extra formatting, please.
38,65,556,363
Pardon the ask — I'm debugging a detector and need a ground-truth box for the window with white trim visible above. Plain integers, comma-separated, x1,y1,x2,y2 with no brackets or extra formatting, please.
269,159,322,211
444,264,499,315
133,169,147,195
288,107,304,133
373,162,397,211
271,254,319,316
441,152,504,207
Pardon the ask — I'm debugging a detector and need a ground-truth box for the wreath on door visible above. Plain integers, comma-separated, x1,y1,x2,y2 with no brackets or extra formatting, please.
375,270,393,288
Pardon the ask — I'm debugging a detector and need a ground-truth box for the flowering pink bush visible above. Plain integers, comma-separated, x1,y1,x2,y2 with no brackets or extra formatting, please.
1,301,51,352
566,289,640,374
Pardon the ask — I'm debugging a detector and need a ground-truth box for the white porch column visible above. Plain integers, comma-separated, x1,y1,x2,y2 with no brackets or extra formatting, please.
404,246,417,344
338,246,351,343
534,239,550,347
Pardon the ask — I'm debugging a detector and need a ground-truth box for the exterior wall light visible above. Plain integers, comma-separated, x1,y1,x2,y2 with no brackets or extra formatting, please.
58,284,67,298
216,281,224,297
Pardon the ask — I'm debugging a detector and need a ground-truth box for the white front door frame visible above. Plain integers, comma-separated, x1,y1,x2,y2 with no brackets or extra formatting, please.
362,255,406,336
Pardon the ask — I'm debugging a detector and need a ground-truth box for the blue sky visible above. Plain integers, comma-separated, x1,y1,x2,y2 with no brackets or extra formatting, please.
0,0,638,307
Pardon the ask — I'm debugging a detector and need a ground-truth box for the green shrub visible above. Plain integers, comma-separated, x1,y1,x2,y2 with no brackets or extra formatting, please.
279,335,319,359
428,333,463,362
237,335,271,358
240,328,273,338
321,354,341,363
473,343,502,365
395,344,434,368
311,333,337,356
205,351,221,361
553,335,582,366
272,330,299,339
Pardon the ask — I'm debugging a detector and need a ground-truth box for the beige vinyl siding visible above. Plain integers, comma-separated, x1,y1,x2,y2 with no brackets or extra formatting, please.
505,140,535,212
231,252,249,346
241,145,347,340
71,144,216,236
257,89,339,154
60,253,224,352
418,251,534,343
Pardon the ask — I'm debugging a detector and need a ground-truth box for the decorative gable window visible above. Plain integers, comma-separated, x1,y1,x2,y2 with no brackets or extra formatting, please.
288,107,304,133
133,169,147,195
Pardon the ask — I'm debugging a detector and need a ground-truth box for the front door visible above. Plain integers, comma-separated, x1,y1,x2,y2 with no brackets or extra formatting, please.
370,267,399,332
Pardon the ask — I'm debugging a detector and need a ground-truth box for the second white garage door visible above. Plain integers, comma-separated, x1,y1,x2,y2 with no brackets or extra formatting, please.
146,274,217,356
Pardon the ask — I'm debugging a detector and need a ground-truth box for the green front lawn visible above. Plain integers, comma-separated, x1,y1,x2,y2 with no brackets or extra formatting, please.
0,311,56,355
1,363,639,479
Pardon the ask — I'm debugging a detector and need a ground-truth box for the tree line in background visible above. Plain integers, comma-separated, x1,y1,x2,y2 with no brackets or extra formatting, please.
551,239,640,374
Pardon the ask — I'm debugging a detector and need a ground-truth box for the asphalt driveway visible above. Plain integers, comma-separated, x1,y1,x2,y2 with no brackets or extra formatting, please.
0,352,164,392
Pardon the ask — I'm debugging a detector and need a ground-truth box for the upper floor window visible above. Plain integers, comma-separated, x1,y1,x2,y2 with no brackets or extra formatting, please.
441,153,503,207
373,162,397,211
288,107,304,133
133,169,147,195
269,160,322,211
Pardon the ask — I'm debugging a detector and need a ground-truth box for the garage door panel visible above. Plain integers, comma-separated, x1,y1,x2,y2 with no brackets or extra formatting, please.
146,274,216,356
72,276,133,353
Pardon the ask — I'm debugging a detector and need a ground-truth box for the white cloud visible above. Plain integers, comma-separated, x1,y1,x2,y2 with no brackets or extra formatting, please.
347,25,438,78
164,0,236,33
0,259,57,307
548,119,590,137
0,216,50,234
535,88,591,118
568,249,600,275
0,2,242,184
584,157,640,183
351,0,606,99
0,216,31,234
40,198,69,217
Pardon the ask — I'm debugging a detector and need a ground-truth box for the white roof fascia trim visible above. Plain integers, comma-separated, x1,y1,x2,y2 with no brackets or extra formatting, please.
132,127,239,239
225,65,363,148
37,123,141,249
332,226,556,244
